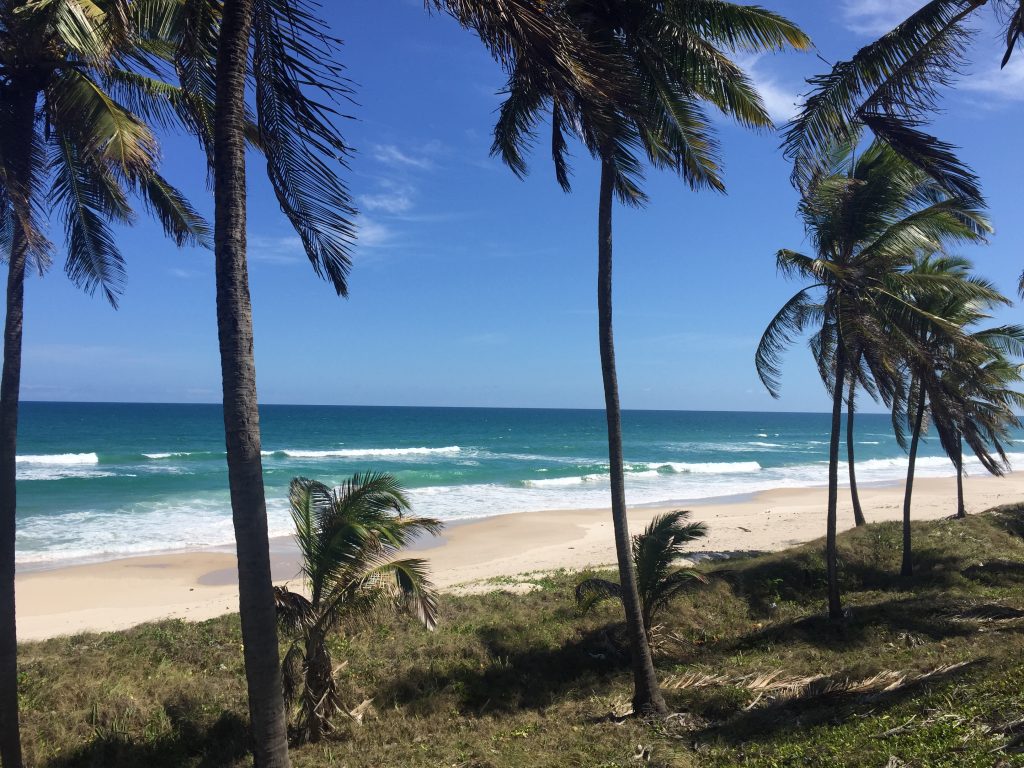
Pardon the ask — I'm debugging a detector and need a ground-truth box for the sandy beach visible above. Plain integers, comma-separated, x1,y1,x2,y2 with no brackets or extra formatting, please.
15,472,1024,641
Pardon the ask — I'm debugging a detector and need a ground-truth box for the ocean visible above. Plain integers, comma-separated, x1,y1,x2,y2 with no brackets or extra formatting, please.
14,402,1022,566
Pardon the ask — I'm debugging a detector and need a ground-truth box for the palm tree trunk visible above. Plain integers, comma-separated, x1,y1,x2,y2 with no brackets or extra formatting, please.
846,376,866,527
597,158,665,716
954,437,966,519
901,391,927,578
826,351,846,621
213,3,290,765
0,88,38,768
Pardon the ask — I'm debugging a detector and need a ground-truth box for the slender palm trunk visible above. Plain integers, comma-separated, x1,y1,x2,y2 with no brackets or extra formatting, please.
826,352,846,620
213,3,290,765
901,391,927,578
954,438,966,519
597,159,665,716
0,88,38,768
846,376,866,527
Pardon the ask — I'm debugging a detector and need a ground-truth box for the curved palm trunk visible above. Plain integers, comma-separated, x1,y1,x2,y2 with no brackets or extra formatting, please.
0,88,38,768
213,3,290,765
826,352,846,620
954,437,966,519
846,376,866,527
901,391,927,578
597,159,665,716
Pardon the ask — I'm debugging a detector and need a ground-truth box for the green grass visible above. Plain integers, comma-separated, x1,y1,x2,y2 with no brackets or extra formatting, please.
17,504,1024,767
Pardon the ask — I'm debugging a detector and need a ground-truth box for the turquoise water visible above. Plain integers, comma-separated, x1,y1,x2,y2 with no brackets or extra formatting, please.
14,402,1022,564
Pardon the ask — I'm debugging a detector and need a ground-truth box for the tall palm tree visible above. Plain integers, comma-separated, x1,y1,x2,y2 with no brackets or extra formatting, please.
756,140,990,619
166,0,355,763
896,253,1022,576
443,0,809,716
275,474,441,744
0,4,209,764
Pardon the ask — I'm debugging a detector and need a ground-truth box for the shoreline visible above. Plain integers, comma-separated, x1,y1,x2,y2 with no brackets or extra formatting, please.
15,472,1024,641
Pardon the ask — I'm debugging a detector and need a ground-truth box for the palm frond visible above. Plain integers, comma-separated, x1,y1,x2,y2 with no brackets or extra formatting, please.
252,0,356,295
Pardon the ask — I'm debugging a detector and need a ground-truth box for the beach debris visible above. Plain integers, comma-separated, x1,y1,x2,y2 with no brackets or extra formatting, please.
347,697,375,725
661,662,972,709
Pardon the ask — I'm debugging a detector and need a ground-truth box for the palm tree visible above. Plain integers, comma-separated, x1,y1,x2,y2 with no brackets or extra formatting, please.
163,1,356,762
0,4,209,764
946,354,1024,517
755,140,990,619
274,474,441,744
576,510,708,638
896,253,1023,575
444,0,809,716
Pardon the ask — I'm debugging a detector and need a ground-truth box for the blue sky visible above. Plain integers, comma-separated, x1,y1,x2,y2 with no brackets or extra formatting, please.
18,0,1024,412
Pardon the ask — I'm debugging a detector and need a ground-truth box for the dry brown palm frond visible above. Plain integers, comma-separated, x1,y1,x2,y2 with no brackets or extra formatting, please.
662,662,972,708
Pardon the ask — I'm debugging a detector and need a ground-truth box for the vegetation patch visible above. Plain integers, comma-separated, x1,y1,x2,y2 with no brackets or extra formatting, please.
17,504,1024,767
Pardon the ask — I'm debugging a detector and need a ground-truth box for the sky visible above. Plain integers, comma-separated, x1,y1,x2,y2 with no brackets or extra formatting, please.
17,0,1024,412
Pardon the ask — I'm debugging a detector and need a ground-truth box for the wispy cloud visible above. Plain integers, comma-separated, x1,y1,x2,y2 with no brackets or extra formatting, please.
735,54,803,123
357,217,395,249
360,179,415,214
841,0,921,36
248,235,304,265
961,55,1024,103
371,143,440,170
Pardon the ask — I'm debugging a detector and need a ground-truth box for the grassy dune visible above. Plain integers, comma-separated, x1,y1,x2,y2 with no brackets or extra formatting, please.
18,504,1024,767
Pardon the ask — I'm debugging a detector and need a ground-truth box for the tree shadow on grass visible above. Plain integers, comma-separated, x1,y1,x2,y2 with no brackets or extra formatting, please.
44,705,249,768
690,657,984,745
376,623,631,716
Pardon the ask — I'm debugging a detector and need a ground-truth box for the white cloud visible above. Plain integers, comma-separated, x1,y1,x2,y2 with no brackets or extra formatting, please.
371,144,435,170
248,235,304,265
357,217,394,249
360,179,415,214
841,0,921,36
961,55,1024,102
735,54,803,123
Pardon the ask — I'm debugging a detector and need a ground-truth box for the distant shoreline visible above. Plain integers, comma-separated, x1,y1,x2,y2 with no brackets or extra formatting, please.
15,471,1023,642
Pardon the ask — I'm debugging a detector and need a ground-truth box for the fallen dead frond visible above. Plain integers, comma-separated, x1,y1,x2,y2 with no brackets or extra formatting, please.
662,662,971,709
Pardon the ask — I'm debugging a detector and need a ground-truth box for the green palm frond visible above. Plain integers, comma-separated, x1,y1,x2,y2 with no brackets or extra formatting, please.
574,577,622,614
575,510,708,631
46,68,160,175
135,170,212,248
252,0,356,295
49,136,133,306
756,286,824,397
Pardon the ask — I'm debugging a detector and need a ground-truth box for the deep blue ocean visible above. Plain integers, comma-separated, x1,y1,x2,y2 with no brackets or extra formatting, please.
14,402,1022,565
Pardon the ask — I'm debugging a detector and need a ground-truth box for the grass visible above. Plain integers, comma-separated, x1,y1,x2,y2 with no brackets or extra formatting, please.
16,503,1024,767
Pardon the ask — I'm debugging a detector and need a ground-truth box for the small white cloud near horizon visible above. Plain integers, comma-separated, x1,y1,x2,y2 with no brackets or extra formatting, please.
841,0,921,36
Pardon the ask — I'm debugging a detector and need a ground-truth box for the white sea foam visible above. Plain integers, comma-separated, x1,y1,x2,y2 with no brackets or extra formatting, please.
756,433,769,438
143,452,195,459
748,441,784,448
645,461,762,475
265,446,462,459
16,452,98,465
